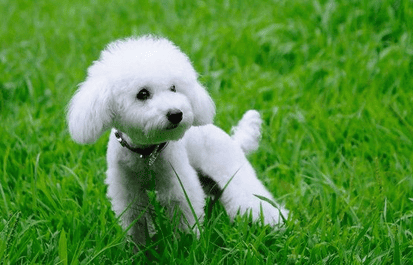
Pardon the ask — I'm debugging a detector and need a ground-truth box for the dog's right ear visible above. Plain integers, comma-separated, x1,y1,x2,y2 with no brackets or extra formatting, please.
67,77,113,144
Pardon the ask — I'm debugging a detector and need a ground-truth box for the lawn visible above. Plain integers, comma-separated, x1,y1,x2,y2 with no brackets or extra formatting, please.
1,0,413,264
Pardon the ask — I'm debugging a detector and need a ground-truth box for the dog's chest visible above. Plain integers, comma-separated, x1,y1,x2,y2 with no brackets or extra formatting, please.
118,152,172,188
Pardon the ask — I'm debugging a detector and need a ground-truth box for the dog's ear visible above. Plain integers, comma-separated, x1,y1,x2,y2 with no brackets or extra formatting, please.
67,77,113,144
189,82,216,126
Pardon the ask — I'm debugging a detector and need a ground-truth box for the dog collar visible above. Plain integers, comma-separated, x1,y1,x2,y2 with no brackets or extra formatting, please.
114,130,168,165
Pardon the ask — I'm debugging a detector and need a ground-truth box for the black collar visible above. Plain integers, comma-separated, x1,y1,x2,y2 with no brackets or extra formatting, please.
114,130,168,159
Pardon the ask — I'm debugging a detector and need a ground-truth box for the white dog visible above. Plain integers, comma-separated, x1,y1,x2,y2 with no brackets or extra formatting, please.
67,35,288,244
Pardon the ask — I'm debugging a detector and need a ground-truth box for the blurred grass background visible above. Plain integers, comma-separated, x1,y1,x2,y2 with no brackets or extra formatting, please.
1,0,413,264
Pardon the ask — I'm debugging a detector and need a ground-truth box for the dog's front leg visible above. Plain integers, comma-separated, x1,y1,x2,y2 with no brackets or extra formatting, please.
105,166,151,245
154,155,206,235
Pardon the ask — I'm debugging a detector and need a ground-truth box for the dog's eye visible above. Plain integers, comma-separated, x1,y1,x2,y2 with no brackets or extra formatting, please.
170,85,176,92
136,88,150,100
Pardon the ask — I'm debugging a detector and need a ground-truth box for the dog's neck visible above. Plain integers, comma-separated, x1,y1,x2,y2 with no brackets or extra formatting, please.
114,130,168,165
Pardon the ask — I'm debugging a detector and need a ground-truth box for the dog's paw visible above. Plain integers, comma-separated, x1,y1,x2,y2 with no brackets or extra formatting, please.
231,110,262,154
258,201,289,226
231,195,288,226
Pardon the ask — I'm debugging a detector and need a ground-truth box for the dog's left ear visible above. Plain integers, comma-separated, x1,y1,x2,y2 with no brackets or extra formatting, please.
189,82,216,126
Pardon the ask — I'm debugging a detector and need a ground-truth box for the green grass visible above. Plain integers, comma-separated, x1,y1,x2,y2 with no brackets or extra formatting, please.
1,0,413,264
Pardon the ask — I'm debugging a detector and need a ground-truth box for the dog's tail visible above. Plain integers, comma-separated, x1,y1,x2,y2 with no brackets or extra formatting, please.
231,110,262,155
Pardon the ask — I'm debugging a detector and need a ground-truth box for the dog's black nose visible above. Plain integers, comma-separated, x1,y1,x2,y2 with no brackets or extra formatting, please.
166,109,183,124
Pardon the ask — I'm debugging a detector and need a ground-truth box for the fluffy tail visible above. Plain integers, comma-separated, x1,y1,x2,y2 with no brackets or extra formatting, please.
231,110,262,155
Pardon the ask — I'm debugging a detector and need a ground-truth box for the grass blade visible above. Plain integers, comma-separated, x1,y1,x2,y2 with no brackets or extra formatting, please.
58,229,68,265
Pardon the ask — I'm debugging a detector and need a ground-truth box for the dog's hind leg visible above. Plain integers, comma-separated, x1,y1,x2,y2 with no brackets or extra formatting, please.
186,125,289,226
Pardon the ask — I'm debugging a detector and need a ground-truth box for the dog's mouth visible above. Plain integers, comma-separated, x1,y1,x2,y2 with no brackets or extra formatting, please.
166,123,179,130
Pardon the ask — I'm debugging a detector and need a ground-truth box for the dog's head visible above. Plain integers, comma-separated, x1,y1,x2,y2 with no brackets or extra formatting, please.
67,35,215,145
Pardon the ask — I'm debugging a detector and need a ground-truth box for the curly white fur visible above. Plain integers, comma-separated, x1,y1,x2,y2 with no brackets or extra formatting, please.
67,35,288,244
